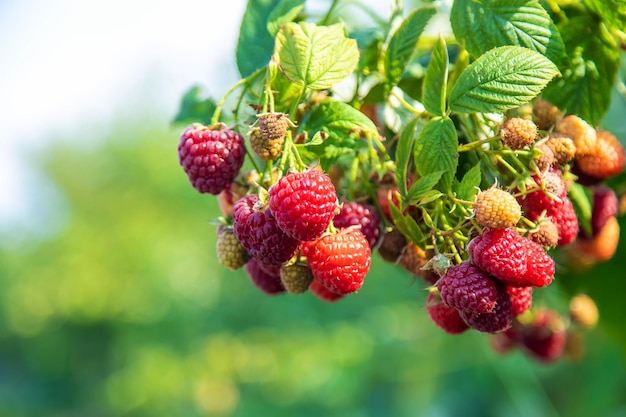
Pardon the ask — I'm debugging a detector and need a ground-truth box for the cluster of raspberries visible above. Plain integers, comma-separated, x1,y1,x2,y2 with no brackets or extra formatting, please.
178,119,382,301
177,99,624,363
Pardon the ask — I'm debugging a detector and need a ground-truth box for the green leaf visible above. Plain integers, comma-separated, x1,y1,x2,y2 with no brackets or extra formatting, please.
352,29,384,74
172,86,216,125
422,35,449,116
583,0,626,30
405,171,445,207
266,0,305,37
301,99,379,142
236,0,282,77
448,46,559,114
568,182,592,237
396,118,420,197
454,164,482,201
450,0,565,65
389,200,424,245
273,22,359,90
541,14,620,125
383,7,436,95
414,117,458,192
419,190,444,205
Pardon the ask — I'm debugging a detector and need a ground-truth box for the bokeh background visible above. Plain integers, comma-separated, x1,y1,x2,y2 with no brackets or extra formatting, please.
1,1,626,416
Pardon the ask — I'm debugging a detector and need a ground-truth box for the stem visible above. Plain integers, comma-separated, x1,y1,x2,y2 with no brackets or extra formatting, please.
457,136,499,152
290,85,308,124
319,0,341,25
390,89,423,116
211,67,265,125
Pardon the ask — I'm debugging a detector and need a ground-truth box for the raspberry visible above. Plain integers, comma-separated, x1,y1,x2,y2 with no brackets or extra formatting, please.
216,228,250,270
533,143,555,172
517,309,566,363
233,195,300,265
280,263,314,294
309,278,345,302
268,170,338,241
178,123,246,194
574,216,620,262
591,186,618,235
399,243,437,284
307,229,371,295
426,292,469,334
549,195,578,246
532,99,562,130
467,228,527,283
490,331,518,355
333,202,381,248
545,133,576,165
249,112,288,161
521,237,555,287
528,219,559,248
506,286,533,316
245,258,286,295
556,115,597,157
569,294,599,329
437,262,498,314
576,130,625,180
563,331,586,361
377,229,407,263
474,188,521,229
459,284,512,333
499,117,537,150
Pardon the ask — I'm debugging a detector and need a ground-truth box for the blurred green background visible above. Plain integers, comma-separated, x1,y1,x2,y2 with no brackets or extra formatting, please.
2,2,626,417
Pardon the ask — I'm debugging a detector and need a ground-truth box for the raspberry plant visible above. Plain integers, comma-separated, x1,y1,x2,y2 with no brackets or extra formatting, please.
175,0,626,363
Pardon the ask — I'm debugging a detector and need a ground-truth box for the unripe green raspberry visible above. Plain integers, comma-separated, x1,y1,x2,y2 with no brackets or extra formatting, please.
216,228,251,270
529,219,559,248
532,99,562,130
474,188,522,229
500,117,537,150
545,133,576,165
280,263,314,294
556,115,597,157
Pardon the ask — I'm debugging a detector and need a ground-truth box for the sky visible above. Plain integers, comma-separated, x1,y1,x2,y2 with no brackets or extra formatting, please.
0,0,251,243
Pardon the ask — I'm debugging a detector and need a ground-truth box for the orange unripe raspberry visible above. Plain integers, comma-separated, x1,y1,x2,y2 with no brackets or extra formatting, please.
533,99,562,130
574,216,620,262
500,117,538,150
556,115,597,157
399,243,438,284
545,133,576,165
474,188,522,229
529,219,559,248
569,294,599,329
576,130,625,179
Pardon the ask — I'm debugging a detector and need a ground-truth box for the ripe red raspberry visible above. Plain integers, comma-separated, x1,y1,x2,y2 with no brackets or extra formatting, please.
307,229,371,295
576,130,625,179
437,262,498,314
216,228,250,270
591,186,618,235
506,286,533,316
521,237,555,287
499,117,537,150
178,123,246,194
426,292,469,335
309,278,345,302
516,309,567,363
556,115,597,157
467,228,527,283
459,284,512,333
268,170,338,241
245,258,286,295
280,263,314,294
233,195,300,265
474,188,521,229
333,202,381,248
549,195,578,246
